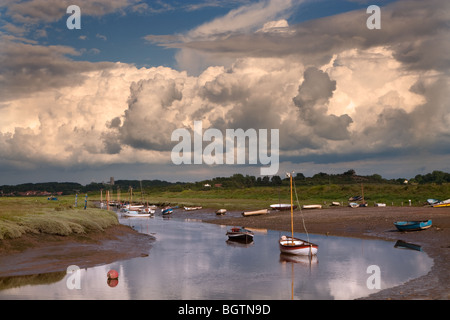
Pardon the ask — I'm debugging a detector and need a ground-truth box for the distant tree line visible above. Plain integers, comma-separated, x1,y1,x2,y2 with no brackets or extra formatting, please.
410,171,450,185
1,170,449,196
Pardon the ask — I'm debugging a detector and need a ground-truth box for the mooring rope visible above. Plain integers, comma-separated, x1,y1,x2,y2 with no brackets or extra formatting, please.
292,178,310,243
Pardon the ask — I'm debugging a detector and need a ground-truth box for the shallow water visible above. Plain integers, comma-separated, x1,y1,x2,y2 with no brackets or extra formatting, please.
0,213,433,300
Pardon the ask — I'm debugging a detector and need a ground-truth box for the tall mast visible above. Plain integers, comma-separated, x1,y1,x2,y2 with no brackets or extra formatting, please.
289,172,294,242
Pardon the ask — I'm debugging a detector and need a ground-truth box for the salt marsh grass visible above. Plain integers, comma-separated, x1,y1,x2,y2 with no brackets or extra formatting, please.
0,196,118,240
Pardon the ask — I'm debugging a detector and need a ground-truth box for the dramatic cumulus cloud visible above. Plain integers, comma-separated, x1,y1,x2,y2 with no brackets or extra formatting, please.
0,0,449,183
293,66,353,141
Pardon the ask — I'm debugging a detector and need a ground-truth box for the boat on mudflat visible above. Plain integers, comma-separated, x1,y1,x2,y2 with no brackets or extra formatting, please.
242,209,269,216
394,219,432,231
161,207,173,215
348,202,359,208
270,204,297,211
374,202,386,207
331,202,341,206
433,203,450,208
433,199,450,208
302,204,322,209
216,208,227,215
184,206,202,211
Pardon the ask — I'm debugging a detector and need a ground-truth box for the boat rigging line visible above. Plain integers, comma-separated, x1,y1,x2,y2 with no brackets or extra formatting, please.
292,175,310,243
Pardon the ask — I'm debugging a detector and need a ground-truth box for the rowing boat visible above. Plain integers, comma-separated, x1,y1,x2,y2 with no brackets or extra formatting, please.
242,209,269,216
301,204,322,209
226,227,254,242
394,219,432,231
270,204,297,211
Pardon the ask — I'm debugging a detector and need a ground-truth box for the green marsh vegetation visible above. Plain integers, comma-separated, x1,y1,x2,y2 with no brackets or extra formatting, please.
140,182,450,210
0,196,118,240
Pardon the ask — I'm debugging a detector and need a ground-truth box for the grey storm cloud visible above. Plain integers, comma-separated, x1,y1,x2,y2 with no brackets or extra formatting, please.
293,67,352,141
0,37,116,101
116,76,184,151
156,0,449,74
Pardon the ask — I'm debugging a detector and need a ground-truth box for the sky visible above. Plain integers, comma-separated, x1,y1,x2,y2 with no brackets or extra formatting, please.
0,0,449,185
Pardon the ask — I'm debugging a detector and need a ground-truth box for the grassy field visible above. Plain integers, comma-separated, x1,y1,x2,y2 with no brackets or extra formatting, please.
94,182,450,210
1,183,448,240
0,196,118,240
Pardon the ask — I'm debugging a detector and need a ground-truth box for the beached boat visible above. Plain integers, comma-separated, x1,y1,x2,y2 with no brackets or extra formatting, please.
432,199,450,207
161,207,173,215
279,172,318,256
331,201,341,206
226,227,254,242
139,208,155,214
394,219,432,231
374,202,386,207
359,202,368,207
427,198,440,205
242,209,269,216
184,206,202,211
349,202,359,208
433,203,450,208
302,204,322,209
270,204,297,211
216,208,227,215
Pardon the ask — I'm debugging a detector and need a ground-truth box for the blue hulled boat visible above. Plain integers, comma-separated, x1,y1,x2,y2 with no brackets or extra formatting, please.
394,219,432,231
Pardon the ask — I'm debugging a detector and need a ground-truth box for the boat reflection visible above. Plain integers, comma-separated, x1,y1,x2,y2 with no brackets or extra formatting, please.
226,239,254,248
279,253,318,265
394,240,422,252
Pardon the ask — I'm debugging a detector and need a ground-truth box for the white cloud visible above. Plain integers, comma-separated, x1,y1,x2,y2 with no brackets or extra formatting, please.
183,0,297,41
0,0,448,183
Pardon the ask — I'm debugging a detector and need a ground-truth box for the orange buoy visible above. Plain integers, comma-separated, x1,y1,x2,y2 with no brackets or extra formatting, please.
107,269,119,280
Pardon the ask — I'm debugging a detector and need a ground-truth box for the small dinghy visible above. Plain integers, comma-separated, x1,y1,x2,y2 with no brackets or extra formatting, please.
226,227,254,243
394,219,432,231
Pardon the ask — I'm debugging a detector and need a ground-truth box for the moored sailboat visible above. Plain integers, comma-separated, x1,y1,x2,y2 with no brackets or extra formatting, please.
279,172,318,256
